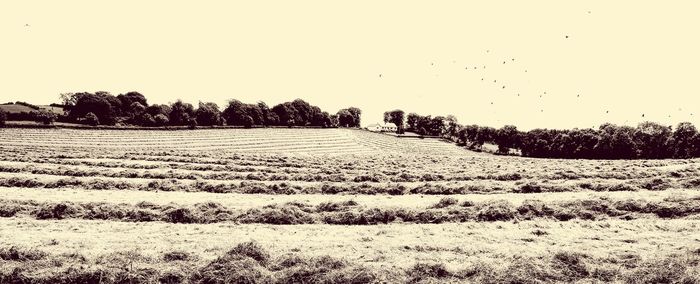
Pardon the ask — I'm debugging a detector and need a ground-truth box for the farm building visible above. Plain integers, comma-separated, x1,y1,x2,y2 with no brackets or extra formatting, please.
366,122,397,132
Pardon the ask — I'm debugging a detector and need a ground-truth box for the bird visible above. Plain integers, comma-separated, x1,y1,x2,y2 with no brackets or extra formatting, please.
525,70,528,73
517,94,520,97
379,74,382,78
431,62,434,66
577,94,580,97
490,102,494,105
606,110,609,113
503,61,506,64
565,35,569,39
512,58,515,61
642,114,645,117
502,85,506,89
493,80,497,83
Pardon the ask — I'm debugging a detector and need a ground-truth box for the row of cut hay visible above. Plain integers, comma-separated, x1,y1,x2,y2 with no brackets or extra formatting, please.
1,242,698,283
2,195,698,224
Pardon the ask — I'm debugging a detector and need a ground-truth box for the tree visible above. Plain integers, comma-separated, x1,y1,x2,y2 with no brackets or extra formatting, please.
406,113,420,132
347,107,362,127
634,121,672,159
153,114,169,127
336,109,354,127
0,109,6,127
257,101,277,126
272,102,297,127
83,112,99,126
444,115,460,141
146,104,171,117
671,122,698,158
117,92,148,115
195,102,222,126
383,110,405,134
69,93,116,125
495,125,520,154
137,113,155,126
169,100,195,126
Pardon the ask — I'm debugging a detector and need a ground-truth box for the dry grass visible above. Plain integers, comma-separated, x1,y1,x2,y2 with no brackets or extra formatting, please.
1,128,699,282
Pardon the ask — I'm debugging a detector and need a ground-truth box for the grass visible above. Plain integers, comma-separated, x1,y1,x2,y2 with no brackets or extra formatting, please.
2,128,700,282
2,195,698,224
1,243,698,283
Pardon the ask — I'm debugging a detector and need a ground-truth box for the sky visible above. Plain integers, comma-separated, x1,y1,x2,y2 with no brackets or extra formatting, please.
1,1,699,130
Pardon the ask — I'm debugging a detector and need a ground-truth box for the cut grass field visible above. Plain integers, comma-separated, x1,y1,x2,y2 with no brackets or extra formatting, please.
1,128,699,283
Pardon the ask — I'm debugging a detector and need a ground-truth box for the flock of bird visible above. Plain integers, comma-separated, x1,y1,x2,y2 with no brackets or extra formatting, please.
375,9,695,126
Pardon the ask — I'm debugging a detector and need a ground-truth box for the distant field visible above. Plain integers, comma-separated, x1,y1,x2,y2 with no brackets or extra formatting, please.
0,104,65,115
0,128,698,283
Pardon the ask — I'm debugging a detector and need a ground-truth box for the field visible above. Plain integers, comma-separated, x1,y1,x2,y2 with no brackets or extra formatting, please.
1,128,699,283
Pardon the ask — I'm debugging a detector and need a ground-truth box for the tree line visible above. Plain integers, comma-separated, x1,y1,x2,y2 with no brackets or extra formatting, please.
2,92,361,128
383,109,700,159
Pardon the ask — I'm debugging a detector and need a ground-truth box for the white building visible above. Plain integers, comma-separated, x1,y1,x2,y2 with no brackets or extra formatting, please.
366,122,397,132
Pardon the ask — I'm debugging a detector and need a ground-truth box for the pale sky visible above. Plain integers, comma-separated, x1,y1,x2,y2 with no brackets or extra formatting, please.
1,1,699,130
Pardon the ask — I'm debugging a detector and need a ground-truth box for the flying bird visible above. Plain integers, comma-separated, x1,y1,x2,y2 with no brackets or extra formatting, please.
379,74,382,78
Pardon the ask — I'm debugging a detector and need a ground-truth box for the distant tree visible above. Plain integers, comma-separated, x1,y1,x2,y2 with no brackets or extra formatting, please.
272,102,297,127
495,125,520,154
153,114,169,127
612,125,637,159
83,112,99,126
257,101,277,126
137,113,155,126
146,104,171,117
406,113,420,132
383,110,405,134
245,104,264,126
0,109,6,127
634,121,672,159
70,93,116,125
117,92,148,115
223,100,249,126
336,109,353,128
474,126,496,148
444,115,460,141
347,107,362,127
129,102,146,117
671,122,698,158
195,102,222,126
329,114,339,127
169,100,195,126
242,115,254,128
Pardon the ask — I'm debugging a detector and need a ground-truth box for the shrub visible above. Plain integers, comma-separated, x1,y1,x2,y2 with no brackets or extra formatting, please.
153,113,169,126
83,112,99,126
